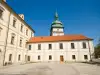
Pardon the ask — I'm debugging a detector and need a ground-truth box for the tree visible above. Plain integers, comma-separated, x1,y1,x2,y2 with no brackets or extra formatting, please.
94,39,100,58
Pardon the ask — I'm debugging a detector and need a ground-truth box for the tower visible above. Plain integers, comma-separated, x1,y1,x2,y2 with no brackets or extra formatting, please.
50,12,64,36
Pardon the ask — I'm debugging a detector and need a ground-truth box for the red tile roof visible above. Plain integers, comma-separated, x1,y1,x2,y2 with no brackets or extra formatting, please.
27,34,93,43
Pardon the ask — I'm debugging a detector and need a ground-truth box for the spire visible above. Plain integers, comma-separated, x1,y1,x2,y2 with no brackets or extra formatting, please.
55,12,59,20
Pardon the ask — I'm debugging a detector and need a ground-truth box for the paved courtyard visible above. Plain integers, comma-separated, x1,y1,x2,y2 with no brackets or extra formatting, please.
0,62,100,75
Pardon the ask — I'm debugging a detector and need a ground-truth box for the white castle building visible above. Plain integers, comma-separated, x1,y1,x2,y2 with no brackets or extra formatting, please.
0,0,94,66
0,0,35,66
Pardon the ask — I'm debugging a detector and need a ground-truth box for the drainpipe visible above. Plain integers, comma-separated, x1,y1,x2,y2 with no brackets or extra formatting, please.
88,40,92,62
3,11,11,66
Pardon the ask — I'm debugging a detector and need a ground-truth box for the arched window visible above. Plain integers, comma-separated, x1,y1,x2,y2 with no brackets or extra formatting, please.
83,42,87,49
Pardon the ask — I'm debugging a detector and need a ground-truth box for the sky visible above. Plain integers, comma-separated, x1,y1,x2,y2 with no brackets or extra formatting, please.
7,0,100,46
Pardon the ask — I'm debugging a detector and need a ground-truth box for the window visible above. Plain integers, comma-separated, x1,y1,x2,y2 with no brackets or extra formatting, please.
84,55,88,60
38,55,40,60
13,18,16,27
48,44,52,49
57,29,59,31
11,36,14,44
11,33,16,45
25,40,28,48
26,29,28,35
71,43,75,49
0,49,1,52
19,38,22,47
0,27,2,36
18,55,21,61
11,34,15,45
20,24,23,32
9,54,12,61
27,56,30,61
49,55,52,60
59,43,63,49
83,42,87,49
0,9,3,19
72,55,76,60
29,45,31,50
38,44,41,50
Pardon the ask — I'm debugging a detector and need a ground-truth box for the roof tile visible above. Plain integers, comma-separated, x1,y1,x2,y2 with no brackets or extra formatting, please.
27,34,93,43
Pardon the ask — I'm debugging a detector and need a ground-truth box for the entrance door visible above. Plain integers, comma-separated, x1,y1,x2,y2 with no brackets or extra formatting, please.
60,55,64,62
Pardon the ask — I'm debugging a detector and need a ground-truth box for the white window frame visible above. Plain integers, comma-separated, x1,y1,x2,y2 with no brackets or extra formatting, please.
13,17,17,28
20,24,23,32
19,37,23,47
11,33,16,45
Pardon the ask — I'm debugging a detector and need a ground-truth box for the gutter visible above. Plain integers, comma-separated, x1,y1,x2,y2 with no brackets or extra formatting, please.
88,40,92,61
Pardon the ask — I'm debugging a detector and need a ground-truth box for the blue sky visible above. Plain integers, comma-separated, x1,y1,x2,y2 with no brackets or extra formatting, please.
7,0,100,45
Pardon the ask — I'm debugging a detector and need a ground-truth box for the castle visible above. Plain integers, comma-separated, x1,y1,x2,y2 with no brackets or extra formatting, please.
0,0,94,66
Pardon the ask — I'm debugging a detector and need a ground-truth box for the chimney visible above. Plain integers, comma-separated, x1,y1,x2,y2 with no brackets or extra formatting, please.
19,14,24,20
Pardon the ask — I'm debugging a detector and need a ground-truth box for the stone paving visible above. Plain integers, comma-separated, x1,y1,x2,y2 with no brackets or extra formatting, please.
0,62,100,75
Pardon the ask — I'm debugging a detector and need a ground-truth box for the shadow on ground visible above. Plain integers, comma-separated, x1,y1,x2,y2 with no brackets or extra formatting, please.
82,61,100,66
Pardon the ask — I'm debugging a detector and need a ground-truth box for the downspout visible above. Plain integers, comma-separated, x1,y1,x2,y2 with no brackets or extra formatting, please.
3,11,11,66
88,40,92,61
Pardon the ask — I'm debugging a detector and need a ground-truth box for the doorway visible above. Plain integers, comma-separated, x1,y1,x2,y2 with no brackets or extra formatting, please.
60,55,64,62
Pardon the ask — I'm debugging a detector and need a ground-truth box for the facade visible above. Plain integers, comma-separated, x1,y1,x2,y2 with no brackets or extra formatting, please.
27,13,94,62
27,35,94,62
0,0,94,66
0,0,35,66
